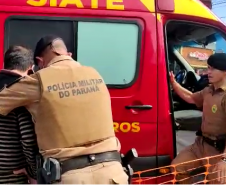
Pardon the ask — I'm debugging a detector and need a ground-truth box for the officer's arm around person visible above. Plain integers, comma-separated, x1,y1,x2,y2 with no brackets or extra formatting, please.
0,75,40,115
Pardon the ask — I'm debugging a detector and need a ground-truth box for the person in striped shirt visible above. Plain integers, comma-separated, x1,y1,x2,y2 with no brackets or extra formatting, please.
0,46,38,183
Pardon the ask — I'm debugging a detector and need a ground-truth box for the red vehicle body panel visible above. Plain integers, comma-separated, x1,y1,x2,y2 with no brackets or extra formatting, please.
0,0,226,183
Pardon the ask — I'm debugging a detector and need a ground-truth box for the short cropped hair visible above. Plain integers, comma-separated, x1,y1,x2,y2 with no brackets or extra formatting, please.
207,53,226,71
4,46,34,72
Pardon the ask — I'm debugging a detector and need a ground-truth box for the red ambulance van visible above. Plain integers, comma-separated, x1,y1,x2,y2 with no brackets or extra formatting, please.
1,0,226,183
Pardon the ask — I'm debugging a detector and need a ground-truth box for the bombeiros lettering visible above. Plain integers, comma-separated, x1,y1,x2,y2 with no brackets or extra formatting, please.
114,122,140,133
26,0,125,10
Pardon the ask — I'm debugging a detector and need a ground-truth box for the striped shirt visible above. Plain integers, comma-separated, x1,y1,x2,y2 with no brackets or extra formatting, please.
0,107,38,183
0,70,38,184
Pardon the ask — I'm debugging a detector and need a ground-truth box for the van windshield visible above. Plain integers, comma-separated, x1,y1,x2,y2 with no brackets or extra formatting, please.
167,21,226,76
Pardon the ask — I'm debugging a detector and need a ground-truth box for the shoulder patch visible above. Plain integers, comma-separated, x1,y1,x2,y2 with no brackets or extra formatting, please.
0,76,26,92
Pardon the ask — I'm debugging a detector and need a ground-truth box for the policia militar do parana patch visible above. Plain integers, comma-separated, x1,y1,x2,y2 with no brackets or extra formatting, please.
47,78,103,98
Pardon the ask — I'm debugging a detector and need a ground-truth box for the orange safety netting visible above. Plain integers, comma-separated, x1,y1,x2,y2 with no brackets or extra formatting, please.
132,153,226,184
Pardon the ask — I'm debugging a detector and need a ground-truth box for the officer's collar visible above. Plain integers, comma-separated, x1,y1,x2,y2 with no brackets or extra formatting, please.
0,69,22,77
47,55,73,66
209,84,226,93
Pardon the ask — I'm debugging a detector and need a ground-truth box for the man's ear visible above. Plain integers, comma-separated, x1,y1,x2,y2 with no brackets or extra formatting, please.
33,56,43,72
35,56,43,67
35,56,43,63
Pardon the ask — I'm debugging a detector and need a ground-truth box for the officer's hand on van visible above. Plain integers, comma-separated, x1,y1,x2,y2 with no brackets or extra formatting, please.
169,71,176,85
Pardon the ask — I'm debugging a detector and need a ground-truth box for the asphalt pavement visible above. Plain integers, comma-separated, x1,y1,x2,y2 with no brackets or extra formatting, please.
175,130,206,183
176,130,196,154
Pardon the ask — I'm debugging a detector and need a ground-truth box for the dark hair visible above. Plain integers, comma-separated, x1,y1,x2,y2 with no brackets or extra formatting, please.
207,53,226,71
34,35,62,65
4,46,34,72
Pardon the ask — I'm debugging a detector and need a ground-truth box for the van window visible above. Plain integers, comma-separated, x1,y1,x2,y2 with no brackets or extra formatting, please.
5,19,75,55
5,18,140,86
77,22,139,85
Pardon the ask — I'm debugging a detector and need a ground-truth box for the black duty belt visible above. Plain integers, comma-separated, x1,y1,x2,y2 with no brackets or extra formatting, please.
196,130,226,153
202,136,218,148
61,151,121,174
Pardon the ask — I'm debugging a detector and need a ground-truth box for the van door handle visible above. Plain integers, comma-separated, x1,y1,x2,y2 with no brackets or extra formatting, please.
125,105,152,110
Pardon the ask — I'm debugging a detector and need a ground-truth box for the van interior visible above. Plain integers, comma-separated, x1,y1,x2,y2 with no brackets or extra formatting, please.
165,21,226,153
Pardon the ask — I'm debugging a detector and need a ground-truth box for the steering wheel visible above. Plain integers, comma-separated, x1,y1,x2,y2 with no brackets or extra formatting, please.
175,69,187,85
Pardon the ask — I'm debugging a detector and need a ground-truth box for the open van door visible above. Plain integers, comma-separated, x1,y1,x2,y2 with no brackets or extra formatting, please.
154,0,177,180
111,0,158,183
